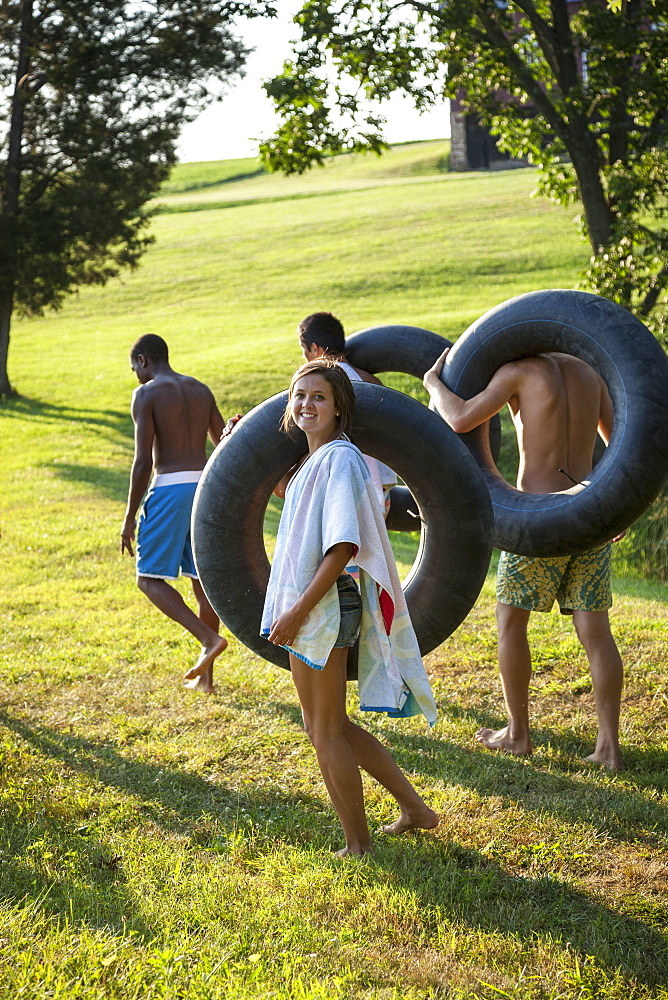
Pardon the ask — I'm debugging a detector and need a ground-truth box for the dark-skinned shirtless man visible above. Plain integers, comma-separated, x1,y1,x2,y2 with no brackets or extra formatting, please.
424,349,624,771
121,334,227,693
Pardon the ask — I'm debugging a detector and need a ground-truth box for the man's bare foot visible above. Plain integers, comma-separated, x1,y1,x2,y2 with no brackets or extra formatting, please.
334,844,374,858
583,749,624,772
184,664,214,694
475,726,532,757
381,806,440,836
183,635,227,685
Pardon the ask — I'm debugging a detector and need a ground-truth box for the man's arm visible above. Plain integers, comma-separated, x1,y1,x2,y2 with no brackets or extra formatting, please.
207,390,225,445
598,380,614,445
423,349,520,433
120,388,155,556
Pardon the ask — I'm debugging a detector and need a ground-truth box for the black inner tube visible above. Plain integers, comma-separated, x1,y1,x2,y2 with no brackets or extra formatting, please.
345,323,501,526
443,290,668,556
192,383,494,677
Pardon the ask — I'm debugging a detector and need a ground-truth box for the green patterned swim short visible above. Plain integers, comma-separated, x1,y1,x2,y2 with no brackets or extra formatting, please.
496,543,612,615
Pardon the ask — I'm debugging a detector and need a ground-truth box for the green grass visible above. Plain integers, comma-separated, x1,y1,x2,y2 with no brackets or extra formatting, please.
1,140,667,999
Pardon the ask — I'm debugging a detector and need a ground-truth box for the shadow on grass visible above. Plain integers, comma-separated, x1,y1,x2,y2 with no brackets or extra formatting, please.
0,817,153,941
377,718,668,849
264,696,668,846
366,835,668,987
44,462,130,502
2,712,666,984
263,699,668,983
166,168,266,193
1,395,130,435
155,187,356,216
0,712,325,936
433,697,668,792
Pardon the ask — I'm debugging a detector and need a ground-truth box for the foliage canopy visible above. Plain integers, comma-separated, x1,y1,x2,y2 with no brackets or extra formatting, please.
260,0,668,335
0,0,276,395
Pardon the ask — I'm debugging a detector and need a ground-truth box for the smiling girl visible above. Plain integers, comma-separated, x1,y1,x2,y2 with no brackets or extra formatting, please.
261,359,438,856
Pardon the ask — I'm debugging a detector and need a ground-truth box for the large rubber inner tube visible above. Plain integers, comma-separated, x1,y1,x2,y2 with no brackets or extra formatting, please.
345,323,500,526
385,485,420,532
192,382,494,675
442,289,668,556
346,324,452,381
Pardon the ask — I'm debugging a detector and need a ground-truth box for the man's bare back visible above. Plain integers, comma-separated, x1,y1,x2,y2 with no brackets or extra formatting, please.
504,353,613,493
423,350,613,493
133,371,220,474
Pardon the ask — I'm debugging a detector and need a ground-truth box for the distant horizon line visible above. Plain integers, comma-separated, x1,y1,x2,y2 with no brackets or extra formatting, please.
176,135,450,166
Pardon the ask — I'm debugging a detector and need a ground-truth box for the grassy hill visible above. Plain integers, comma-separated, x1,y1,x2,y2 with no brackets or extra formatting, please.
1,141,667,999
6,141,589,409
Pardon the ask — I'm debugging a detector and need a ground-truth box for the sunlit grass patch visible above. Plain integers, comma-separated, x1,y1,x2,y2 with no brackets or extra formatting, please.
1,140,667,999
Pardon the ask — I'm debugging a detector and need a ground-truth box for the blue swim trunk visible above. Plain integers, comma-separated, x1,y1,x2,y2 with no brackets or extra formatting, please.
136,474,200,581
496,543,612,615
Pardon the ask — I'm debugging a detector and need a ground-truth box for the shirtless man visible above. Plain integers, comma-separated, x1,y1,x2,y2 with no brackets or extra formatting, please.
121,334,227,693
424,349,624,771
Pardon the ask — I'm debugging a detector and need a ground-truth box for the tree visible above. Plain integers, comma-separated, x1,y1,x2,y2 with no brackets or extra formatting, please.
0,0,277,397
259,0,668,336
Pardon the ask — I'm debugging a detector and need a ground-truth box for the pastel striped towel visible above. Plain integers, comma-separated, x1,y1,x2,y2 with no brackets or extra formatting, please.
261,439,437,726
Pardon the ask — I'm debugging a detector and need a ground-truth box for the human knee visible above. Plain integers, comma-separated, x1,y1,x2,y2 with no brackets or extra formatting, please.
496,602,530,638
137,575,155,597
573,611,613,648
302,714,347,753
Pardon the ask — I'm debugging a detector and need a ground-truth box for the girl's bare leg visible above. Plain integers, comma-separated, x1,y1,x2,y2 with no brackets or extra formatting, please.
290,649,372,856
343,721,439,835
290,648,439,851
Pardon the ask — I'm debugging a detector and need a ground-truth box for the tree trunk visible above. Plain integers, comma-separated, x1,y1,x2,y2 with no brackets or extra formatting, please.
0,294,14,397
565,118,615,253
0,0,33,398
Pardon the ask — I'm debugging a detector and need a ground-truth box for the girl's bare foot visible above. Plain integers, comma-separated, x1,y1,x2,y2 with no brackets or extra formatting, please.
475,726,532,756
334,844,374,858
381,806,440,836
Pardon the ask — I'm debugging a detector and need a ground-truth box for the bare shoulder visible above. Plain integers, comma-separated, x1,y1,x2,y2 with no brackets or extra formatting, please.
131,380,153,410
485,357,555,411
355,367,383,385
508,354,578,385
498,357,534,375
178,372,215,396
550,352,605,387
488,357,533,388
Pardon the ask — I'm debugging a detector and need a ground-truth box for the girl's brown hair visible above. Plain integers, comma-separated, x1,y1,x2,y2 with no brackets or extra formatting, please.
281,359,356,439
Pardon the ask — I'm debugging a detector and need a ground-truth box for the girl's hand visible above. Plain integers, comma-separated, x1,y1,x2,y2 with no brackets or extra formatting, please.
268,606,306,646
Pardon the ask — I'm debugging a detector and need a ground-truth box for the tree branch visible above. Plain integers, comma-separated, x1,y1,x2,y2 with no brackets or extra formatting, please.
640,261,668,317
476,8,569,142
